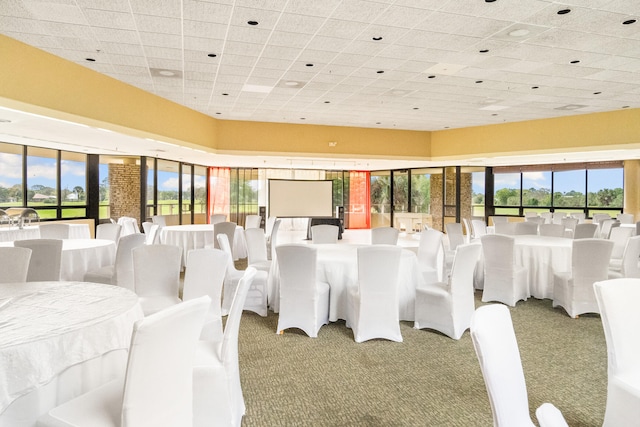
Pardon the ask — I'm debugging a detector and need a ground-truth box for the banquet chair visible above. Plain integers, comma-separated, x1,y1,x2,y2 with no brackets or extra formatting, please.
117,216,140,236
636,221,640,237
96,222,121,244
213,221,236,250
144,223,161,245
141,220,152,235
553,238,613,318
490,216,508,225
38,223,70,239
480,234,529,306
414,244,481,340
539,223,565,237
540,212,552,224
37,296,210,427
524,212,539,219
552,212,566,225
616,213,634,224
471,219,487,238
83,233,146,290
183,248,228,342
445,223,465,251
471,304,568,427
600,219,620,239
371,226,399,245
245,228,272,273
132,244,182,316
571,212,587,223
14,239,63,282
525,216,544,224
151,214,167,227
217,234,268,316
311,224,339,244
561,217,578,237
574,223,598,239
608,235,640,279
494,222,515,235
608,226,634,261
265,216,277,238
0,246,32,283
593,213,611,225
347,245,403,343
514,221,539,235
276,245,330,338
210,213,227,224
417,228,445,284
193,268,256,427
462,218,473,242
594,278,640,427
266,218,281,260
244,214,262,229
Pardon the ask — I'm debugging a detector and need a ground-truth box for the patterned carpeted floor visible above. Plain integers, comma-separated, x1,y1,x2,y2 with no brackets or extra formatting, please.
234,290,607,426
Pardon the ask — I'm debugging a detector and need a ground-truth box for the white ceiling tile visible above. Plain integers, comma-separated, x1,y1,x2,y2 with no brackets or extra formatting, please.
22,2,88,25
182,1,232,24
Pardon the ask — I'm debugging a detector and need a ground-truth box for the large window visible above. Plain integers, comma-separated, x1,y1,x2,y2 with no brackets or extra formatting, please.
0,142,23,207
230,168,259,227
410,169,431,214
469,169,485,218
27,147,58,218
587,167,624,215
370,171,390,227
60,151,87,218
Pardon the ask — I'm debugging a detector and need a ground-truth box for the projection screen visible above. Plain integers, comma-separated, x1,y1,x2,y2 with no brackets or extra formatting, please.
268,179,333,217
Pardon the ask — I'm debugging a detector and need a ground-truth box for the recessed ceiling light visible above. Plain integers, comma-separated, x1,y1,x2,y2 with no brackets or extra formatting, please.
508,29,530,37
324,101,330,104
593,92,602,95
215,112,221,115
285,81,299,87
222,93,229,96
623,19,637,25
300,117,305,120
492,113,498,116
475,80,483,84
247,20,258,25
158,70,175,77
623,106,630,108
413,107,419,110
85,58,96,62
305,63,314,67
485,0,496,3
376,122,381,124
532,86,539,89
207,53,217,58
376,70,384,74
570,60,580,64
372,36,383,41
557,8,571,15
479,49,489,53
427,75,436,79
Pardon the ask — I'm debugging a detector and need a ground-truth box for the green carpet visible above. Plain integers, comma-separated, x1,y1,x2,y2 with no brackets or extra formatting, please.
235,294,606,426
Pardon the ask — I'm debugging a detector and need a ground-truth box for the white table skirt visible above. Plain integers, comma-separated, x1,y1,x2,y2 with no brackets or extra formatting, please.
160,224,247,264
0,224,91,242
268,243,424,322
0,281,143,426
0,239,116,281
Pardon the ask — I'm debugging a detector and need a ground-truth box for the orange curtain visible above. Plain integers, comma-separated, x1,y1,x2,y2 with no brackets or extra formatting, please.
348,171,371,229
207,167,230,222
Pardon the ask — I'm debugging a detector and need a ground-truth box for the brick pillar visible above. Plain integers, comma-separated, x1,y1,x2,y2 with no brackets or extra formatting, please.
109,159,141,225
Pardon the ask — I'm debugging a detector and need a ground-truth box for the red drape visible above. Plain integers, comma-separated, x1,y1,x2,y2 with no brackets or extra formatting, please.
207,167,230,223
348,171,371,229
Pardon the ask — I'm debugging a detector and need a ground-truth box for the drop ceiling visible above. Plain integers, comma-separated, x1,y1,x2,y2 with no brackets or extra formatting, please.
1,0,640,169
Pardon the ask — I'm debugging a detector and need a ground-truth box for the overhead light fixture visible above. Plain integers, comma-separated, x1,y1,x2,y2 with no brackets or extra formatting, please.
508,28,530,37
557,8,571,15
242,84,273,94
623,19,636,25
150,68,182,78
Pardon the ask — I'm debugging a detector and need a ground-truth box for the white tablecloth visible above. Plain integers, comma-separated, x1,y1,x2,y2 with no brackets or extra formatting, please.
0,281,143,426
269,243,424,322
0,224,91,242
0,239,116,281
160,224,247,264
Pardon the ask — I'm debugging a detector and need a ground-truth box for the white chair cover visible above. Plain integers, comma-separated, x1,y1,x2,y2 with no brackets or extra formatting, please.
573,223,597,239
276,245,330,338
244,215,261,229
37,296,210,427
210,214,227,224
553,238,613,318
616,213,634,224
462,218,472,242
494,222,515,235
371,227,399,245
471,304,567,427
244,228,271,273
414,244,481,340
561,217,578,237
536,403,570,427
193,269,257,427
609,226,634,260
417,228,445,284
600,219,620,239
132,244,182,316
0,246,32,283
14,239,63,282
571,212,586,223
609,235,640,279
594,278,640,427
491,216,508,225
514,222,539,235
539,224,565,237
311,224,339,244
117,216,140,236
552,212,566,225
38,223,70,239
151,215,167,227
183,248,228,342
144,223,161,245
347,245,403,343
480,234,529,306
96,223,122,244
540,212,553,224
213,221,236,250
83,233,145,290
267,218,281,260
471,219,487,238
445,223,465,251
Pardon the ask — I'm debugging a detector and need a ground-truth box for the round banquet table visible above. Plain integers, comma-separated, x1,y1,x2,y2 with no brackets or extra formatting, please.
0,239,116,282
0,281,143,427
268,243,424,322
160,224,247,264
0,224,90,243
